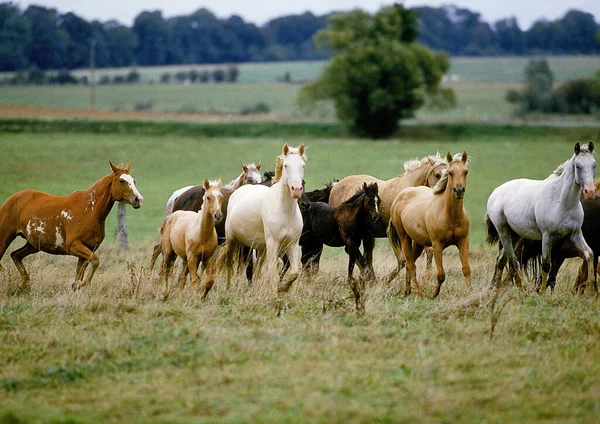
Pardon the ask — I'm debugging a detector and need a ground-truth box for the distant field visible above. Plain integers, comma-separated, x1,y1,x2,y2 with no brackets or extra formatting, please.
0,56,597,122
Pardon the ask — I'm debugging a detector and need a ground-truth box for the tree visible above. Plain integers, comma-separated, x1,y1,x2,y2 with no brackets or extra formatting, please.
298,4,454,138
0,3,31,71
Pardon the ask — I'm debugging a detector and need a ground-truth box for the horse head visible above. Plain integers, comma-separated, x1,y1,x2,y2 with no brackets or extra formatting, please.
573,142,596,200
445,151,469,200
425,156,448,188
362,181,381,223
203,178,224,223
241,161,263,185
109,161,143,208
280,143,306,199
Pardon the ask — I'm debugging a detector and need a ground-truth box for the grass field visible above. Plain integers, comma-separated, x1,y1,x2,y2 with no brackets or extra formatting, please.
0,56,598,122
1,128,600,422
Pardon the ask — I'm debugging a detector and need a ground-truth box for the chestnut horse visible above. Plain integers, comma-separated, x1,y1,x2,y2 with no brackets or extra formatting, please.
149,162,262,270
0,162,143,291
388,152,471,298
159,179,223,300
328,154,448,277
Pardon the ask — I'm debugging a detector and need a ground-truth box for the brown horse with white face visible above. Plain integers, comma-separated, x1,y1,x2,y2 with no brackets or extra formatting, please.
388,152,472,298
0,162,143,292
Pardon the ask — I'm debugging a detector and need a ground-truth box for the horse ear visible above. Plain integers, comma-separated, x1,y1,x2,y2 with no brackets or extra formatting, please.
574,142,581,154
461,151,468,163
445,152,453,163
203,179,210,190
371,182,379,193
298,144,305,156
588,142,594,153
125,162,131,173
109,161,119,174
216,178,222,188
257,161,262,170
242,163,248,172
282,143,290,155
363,182,368,191
428,157,435,166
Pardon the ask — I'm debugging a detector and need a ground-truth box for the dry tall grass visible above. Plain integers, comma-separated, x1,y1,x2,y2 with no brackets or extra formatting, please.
1,243,599,422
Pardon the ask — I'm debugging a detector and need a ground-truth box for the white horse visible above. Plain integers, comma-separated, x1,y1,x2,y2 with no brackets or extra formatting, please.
224,143,306,292
485,142,596,295
163,162,262,221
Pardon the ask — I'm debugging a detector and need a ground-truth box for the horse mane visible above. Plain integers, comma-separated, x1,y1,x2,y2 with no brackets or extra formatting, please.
402,152,445,176
432,153,470,194
553,143,595,177
344,182,377,204
595,178,600,191
273,148,307,183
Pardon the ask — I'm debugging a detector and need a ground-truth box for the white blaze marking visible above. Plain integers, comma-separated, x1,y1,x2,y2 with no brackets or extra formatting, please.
120,174,142,199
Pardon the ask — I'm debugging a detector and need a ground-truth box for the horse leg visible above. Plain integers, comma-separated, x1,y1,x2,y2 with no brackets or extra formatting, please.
159,246,177,296
456,236,472,293
537,234,555,296
397,231,419,297
68,241,100,290
177,261,189,292
0,231,17,274
149,241,162,270
75,257,88,282
201,256,216,301
568,230,595,296
490,245,507,288
224,239,238,289
186,252,201,291
10,242,38,291
386,223,406,283
343,240,367,316
279,243,301,293
430,241,446,299
362,237,376,279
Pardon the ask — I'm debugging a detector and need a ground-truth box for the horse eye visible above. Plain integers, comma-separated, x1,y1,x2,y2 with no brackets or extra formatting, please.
435,173,441,178
465,170,469,174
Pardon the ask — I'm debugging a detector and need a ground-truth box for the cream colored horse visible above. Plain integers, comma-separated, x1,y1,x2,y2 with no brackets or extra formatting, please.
159,179,223,300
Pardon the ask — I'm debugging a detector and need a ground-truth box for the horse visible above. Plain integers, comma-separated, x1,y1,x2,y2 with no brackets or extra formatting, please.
388,152,471,298
485,142,596,295
517,179,600,294
223,143,306,293
300,182,381,280
328,154,448,277
149,162,263,270
159,179,223,300
0,162,143,291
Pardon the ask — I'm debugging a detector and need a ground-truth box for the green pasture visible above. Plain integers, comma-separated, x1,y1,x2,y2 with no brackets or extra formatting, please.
1,125,600,422
1,126,599,248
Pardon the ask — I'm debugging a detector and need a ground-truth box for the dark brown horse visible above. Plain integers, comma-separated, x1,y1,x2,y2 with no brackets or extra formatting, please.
0,162,143,291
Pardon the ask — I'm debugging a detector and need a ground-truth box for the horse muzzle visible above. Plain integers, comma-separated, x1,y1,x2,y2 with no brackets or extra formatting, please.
290,185,304,199
453,187,465,199
583,185,596,200
214,212,224,224
372,212,381,223
131,195,143,209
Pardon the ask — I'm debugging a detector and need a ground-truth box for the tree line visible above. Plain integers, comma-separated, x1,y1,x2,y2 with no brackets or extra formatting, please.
0,2,598,72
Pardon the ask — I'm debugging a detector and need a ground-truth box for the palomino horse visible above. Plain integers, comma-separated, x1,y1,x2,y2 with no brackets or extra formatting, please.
223,143,306,292
388,152,471,298
518,178,600,294
149,162,262,270
0,162,143,291
159,179,223,300
328,154,448,277
486,142,596,295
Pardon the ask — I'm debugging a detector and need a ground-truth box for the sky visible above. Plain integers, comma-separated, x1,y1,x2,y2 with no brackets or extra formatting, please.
14,0,600,30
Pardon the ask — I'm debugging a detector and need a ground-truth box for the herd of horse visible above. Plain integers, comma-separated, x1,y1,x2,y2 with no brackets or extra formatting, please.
0,141,597,303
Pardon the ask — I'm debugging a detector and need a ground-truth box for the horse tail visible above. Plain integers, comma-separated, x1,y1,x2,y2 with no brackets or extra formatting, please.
485,215,499,246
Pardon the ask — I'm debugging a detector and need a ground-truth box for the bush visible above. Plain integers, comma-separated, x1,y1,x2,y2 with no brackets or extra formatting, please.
52,70,78,85
99,75,111,85
134,100,152,111
505,89,522,103
239,102,271,115
112,75,125,84
175,71,188,84
126,70,141,84
554,78,600,114
226,66,239,83
160,73,171,84
213,69,225,83
199,71,210,83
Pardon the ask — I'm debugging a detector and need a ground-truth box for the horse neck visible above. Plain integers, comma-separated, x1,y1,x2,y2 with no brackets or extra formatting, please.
82,174,117,222
440,181,464,223
196,203,215,242
272,180,299,210
395,163,431,187
226,172,244,190
554,160,584,209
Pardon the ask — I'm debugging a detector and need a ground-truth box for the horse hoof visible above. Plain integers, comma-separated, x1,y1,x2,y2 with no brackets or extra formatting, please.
72,281,84,291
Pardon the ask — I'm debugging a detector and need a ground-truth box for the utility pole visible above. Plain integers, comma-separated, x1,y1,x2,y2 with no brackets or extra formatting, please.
90,38,97,109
